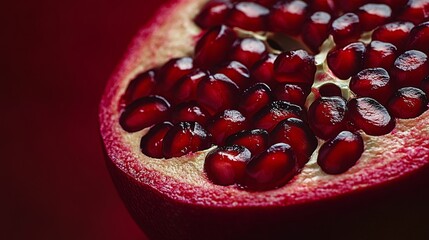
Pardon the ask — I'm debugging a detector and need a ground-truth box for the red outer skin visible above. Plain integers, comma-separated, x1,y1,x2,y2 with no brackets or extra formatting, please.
100,0,429,239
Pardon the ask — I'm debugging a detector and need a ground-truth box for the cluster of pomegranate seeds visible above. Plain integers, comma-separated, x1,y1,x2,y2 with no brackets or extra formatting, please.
119,0,429,191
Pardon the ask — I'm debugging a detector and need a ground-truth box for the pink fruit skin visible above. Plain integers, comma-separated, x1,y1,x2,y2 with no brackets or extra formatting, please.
100,0,429,239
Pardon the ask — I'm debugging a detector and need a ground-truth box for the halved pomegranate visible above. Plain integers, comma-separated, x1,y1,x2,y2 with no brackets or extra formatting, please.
99,0,429,239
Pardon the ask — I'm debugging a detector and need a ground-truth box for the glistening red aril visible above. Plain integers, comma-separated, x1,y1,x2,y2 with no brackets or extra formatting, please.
388,87,428,119
317,131,364,174
349,68,394,105
390,50,429,88
407,21,429,54
330,13,361,46
238,83,273,117
194,0,232,28
173,69,209,103
226,1,269,31
140,122,173,158
363,40,398,69
327,41,366,80
207,109,249,145
225,129,269,156
371,21,415,50
302,11,332,53
357,4,392,31
204,145,252,186
245,143,298,191
216,61,251,89
122,69,157,105
397,0,429,25
274,83,310,106
253,100,305,131
250,53,278,87
229,37,268,68
170,102,210,126
158,57,194,94
274,49,316,86
268,0,309,35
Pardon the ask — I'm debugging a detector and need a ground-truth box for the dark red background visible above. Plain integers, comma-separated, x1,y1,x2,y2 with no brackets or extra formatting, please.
2,0,167,239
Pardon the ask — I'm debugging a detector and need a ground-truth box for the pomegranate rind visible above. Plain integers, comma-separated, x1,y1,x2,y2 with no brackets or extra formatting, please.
99,0,429,238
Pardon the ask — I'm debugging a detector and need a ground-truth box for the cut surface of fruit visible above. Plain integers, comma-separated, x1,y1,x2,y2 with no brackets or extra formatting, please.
100,0,429,238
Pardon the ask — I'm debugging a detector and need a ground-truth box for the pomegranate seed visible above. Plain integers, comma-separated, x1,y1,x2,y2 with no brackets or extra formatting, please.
274,49,316,86
157,57,194,94
372,21,415,50
194,0,232,29
349,68,394,105
173,69,208,103
317,131,364,174
397,0,429,24
123,69,157,105
422,76,429,95
331,13,362,46
269,0,309,35
407,21,429,54
388,87,428,119
216,61,251,89
194,25,237,69
347,97,395,136
207,109,249,145
238,83,273,117
170,102,210,126
333,0,368,12
245,143,298,191
308,96,348,140
204,145,252,186
197,74,240,115
271,118,318,168
253,100,305,131
250,53,278,87
364,40,398,69
309,0,337,14
226,2,269,31
302,11,332,53
225,129,269,155
391,50,429,88
318,83,342,97
140,122,173,158
327,41,366,80
119,96,170,132
162,121,212,158
357,4,392,31
274,83,309,106
229,38,268,68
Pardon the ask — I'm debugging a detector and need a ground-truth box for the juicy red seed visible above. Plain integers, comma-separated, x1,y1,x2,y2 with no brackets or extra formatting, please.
309,0,337,14
194,0,232,29
269,0,309,35
204,145,252,186
327,41,366,80
194,25,237,69
216,61,251,89
350,68,394,105
397,0,429,25
239,83,273,117
422,76,429,95
229,38,268,68
318,83,342,97
388,87,428,119
347,97,395,136
207,109,249,145
333,0,368,12
376,0,409,13
274,83,309,106
244,143,298,191
357,4,392,31
171,102,210,126
226,2,269,31
271,118,318,168
158,57,194,94
123,69,157,105
253,100,305,131
364,40,398,69
173,69,208,103
308,96,348,140
119,96,170,132
331,13,361,46
162,121,212,158
302,11,332,53
317,131,364,174
250,53,278,87
225,129,269,155
407,21,429,54
274,49,316,86
140,122,173,158
391,50,429,87
372,21,415,50
197,74,240,115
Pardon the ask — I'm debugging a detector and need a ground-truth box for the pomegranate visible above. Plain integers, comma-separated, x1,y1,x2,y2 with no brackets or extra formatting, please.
99,0,429,239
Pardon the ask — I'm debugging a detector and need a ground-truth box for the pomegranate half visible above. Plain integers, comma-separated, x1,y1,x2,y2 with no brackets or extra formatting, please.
100,0,429,239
